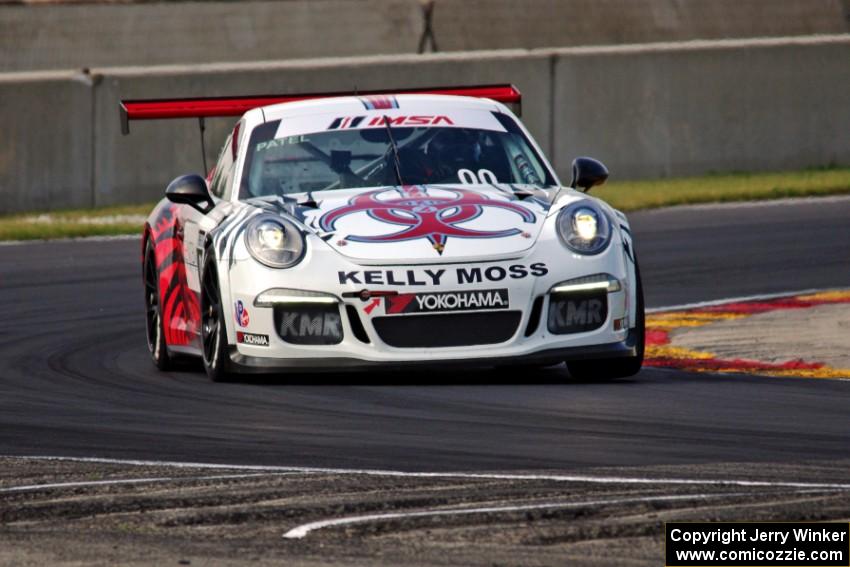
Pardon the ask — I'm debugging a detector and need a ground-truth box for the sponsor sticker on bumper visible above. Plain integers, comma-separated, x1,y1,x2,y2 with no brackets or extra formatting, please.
236,331,269,346
383,289,509,315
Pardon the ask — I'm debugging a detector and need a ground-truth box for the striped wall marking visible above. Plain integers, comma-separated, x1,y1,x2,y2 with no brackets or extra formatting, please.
645,289,850,379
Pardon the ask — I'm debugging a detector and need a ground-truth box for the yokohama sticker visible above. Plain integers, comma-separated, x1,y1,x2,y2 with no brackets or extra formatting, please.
236,331,269,346
384,289,509,315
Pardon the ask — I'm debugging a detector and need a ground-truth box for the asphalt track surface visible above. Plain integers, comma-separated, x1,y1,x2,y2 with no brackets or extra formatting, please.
1,197,849,473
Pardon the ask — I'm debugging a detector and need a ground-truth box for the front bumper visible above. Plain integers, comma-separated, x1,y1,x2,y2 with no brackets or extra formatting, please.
218,226,637,372
227,329,639,374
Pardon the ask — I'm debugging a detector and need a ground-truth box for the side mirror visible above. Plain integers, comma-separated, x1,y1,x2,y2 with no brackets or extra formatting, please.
569,157,609,192
165,174,214,213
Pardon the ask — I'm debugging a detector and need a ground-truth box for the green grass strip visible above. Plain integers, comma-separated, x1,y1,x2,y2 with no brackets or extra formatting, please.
0,203,153,242
594,167,850,211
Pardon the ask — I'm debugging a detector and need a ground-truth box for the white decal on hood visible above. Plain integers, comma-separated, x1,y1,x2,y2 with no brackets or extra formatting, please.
319,186,536,255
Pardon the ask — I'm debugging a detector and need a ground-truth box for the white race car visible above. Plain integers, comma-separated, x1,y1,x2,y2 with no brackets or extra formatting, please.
125,85,644,381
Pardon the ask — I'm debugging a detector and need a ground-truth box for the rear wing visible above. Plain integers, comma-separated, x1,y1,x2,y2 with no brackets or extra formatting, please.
119,84,521,134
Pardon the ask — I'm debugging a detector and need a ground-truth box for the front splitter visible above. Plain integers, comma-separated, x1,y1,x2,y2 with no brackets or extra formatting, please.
226,329,639,374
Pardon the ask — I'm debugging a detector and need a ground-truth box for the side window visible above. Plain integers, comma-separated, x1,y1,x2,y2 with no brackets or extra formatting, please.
491,112,557,186
209,121,243,200
238,120,282,199
209,134,233,199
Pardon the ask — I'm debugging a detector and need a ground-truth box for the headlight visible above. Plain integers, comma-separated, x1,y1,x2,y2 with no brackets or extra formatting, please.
556,201,612,255
254,288,338,307
245,215,305,268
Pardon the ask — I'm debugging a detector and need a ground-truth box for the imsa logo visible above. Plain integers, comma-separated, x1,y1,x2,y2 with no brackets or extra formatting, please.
328,115,455,130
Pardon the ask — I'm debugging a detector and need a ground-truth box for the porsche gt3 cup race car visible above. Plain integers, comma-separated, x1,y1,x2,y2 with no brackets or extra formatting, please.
125,85,644,381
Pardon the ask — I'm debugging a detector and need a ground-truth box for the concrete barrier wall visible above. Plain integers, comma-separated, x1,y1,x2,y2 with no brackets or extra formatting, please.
0,71,94,212
551,35,850,180
0,1,420,72
1,0,846,72
2,35,850,213
436,0,849,51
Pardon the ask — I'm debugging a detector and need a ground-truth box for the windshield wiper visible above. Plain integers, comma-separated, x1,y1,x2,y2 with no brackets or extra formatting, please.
297,191,319,208
382,115,404,186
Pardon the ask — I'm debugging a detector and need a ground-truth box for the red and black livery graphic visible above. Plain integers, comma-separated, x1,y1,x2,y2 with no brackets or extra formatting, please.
318,186,536,254
146,204,201,349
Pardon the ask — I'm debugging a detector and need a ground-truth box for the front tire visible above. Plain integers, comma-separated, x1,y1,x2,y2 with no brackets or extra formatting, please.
144,238,172,370
566,263,645,381
201,252,231,382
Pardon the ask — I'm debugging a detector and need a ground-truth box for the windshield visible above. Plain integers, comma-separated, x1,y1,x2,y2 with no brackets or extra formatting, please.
238,114,556,199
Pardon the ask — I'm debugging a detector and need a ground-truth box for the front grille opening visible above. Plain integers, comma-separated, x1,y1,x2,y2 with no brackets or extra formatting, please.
373,311,521,348
345,305,371,344
524,296,544,337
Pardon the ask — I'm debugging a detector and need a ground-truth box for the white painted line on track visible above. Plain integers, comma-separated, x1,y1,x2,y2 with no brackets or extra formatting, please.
282,492,760,539
0,472,298,494
9,456,850,491
647,287,847,314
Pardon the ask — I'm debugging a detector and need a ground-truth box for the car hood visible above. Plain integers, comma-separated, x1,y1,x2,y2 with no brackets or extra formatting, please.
298,184,553,263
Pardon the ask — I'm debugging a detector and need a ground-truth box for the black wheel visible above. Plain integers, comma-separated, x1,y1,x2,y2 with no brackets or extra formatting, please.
143,238,172,370
200,252,231,382
566,263,645,381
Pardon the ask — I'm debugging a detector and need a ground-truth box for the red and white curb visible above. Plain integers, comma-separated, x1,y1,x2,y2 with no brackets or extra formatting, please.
645,289,850,379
